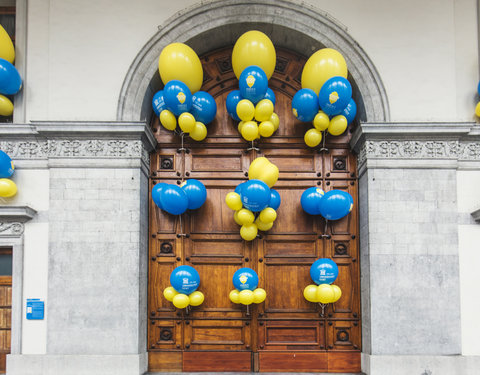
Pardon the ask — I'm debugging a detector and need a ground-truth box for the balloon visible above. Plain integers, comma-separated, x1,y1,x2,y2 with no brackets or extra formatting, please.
301,187,324,215
269,112,280,131
163,80,192,116
331,285,342,303
181,179,207,210
475,102,480,117
159,109,177,131
310,258,339,285
189,122,207,141
172,293,190,309
259,207,277,223
248,157,269,179
0,25,15,63
189,291,205,306
240,121,258,141
318,76,352,116
178,112,196,133
292,89,319,122
258,121,275,138
253,288,266,303
233,210,243,226
159,184,189,215
341,99,357,124
240,179,271,212
328,115,348,136
0,178,16,198
0,150,14,178
190,91,217,124
301,48,348,94
318,189,353,220
237,121,246,133
158,43,203,93
0,94,13,116
232,30,276,79
0,58,21,95
225,192,242,211
239,66,268,104
236,99,255,121
248,157,279,188
152,182,168,209
304,128,322,148
233,267,259,291
236,208,255,225
226,90,242,121
255,99,274,122
240,223,258,241
268,189,281,210
152,90,166,116
316,284,335,304
263,88,276,106
229,289,240,304
163,286,178,302
313,111,330,131
303,284,319,303
239,289,254,305
234,182,246,195
170,265,200,294
255,218,273,232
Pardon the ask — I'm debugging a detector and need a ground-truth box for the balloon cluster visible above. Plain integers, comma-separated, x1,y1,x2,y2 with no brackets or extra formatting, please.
152,179,207,215
0,25,22,117
292,48,357,147
0,150,16,198
163,265,204,309
475,81,480,118
225,157,280,241
153,43,217,141
303,258,342,304
228,268,266,305
301,188,353,221
225,31,280,141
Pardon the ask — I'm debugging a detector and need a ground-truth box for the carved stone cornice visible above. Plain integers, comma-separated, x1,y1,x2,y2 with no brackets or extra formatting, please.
0,206,37,238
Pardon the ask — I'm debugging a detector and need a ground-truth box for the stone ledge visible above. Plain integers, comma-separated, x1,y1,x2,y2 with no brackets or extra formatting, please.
0,205,36,222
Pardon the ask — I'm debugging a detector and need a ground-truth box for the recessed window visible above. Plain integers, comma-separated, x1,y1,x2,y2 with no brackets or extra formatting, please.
0,248,12,277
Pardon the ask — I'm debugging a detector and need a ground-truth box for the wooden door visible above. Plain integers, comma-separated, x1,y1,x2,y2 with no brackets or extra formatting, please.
0,248,12,373
148,47,361,373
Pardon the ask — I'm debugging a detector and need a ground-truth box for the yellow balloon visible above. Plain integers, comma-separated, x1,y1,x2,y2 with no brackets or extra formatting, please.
328,115,348,136
301,48,348,94
232,30,276,79
172,293,190,309
233,210,243,226
236,208,255,225
253,288,266,304
269,112,280,131
0,95,13,116
313,111,330,131
189,121,207,141
316,284,335,304
240,223,258,241
178,112,196,133
255,217,273,232
158,43,203,93
331,285,342,303
304,128,322,148
303,284,319,303
255,99,274,122
236,99,255,121
229,289,240,304
239,289,254,305
0,25,15,63
163,286,178,302
160,109,177,131
259,207,277,223
240,121,259,141
476,102,480,117
249,157,279,188
238,121,245,133
248,157,270,180
258,121,275,138
225,192,243,211
189,291,205,306
0,179,17,198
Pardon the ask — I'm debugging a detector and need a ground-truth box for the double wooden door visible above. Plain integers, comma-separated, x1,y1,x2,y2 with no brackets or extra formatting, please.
148,47,361,372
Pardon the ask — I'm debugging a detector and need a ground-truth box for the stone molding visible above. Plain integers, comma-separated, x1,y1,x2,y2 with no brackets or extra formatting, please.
472,208,480,223
0,206,37,238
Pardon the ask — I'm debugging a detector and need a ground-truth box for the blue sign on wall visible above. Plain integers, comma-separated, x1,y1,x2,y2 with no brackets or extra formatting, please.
26,299,44,320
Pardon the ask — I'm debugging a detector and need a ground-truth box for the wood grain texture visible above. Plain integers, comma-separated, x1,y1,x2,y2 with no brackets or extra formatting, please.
183,351,251,372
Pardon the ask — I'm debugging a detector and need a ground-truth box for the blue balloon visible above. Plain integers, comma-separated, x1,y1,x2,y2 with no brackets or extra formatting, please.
318,189,353,220
240,179,271,212
268,189,281,210
0,150,14,178
226,90,242,121
263,87,276,106
478,81,480,96
152,90,167,116
190,91,217,124
291,88,319,122
159,184,189,215
232,267,259,291
310,258,339,285
239,65,268,104
318,76,352,116
181,179,207,210
234,182,246,196
0,58,21,95
170,265,200,294
341,98,357,124
151,182,168,209
163,80,193,116
301,187,325,215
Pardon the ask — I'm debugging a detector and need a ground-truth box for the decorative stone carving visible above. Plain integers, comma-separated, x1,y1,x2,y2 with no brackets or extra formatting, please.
0,222,24,236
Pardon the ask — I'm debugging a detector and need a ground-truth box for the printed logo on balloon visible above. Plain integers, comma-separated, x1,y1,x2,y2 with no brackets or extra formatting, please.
229,268,266,314
163,265,205,311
